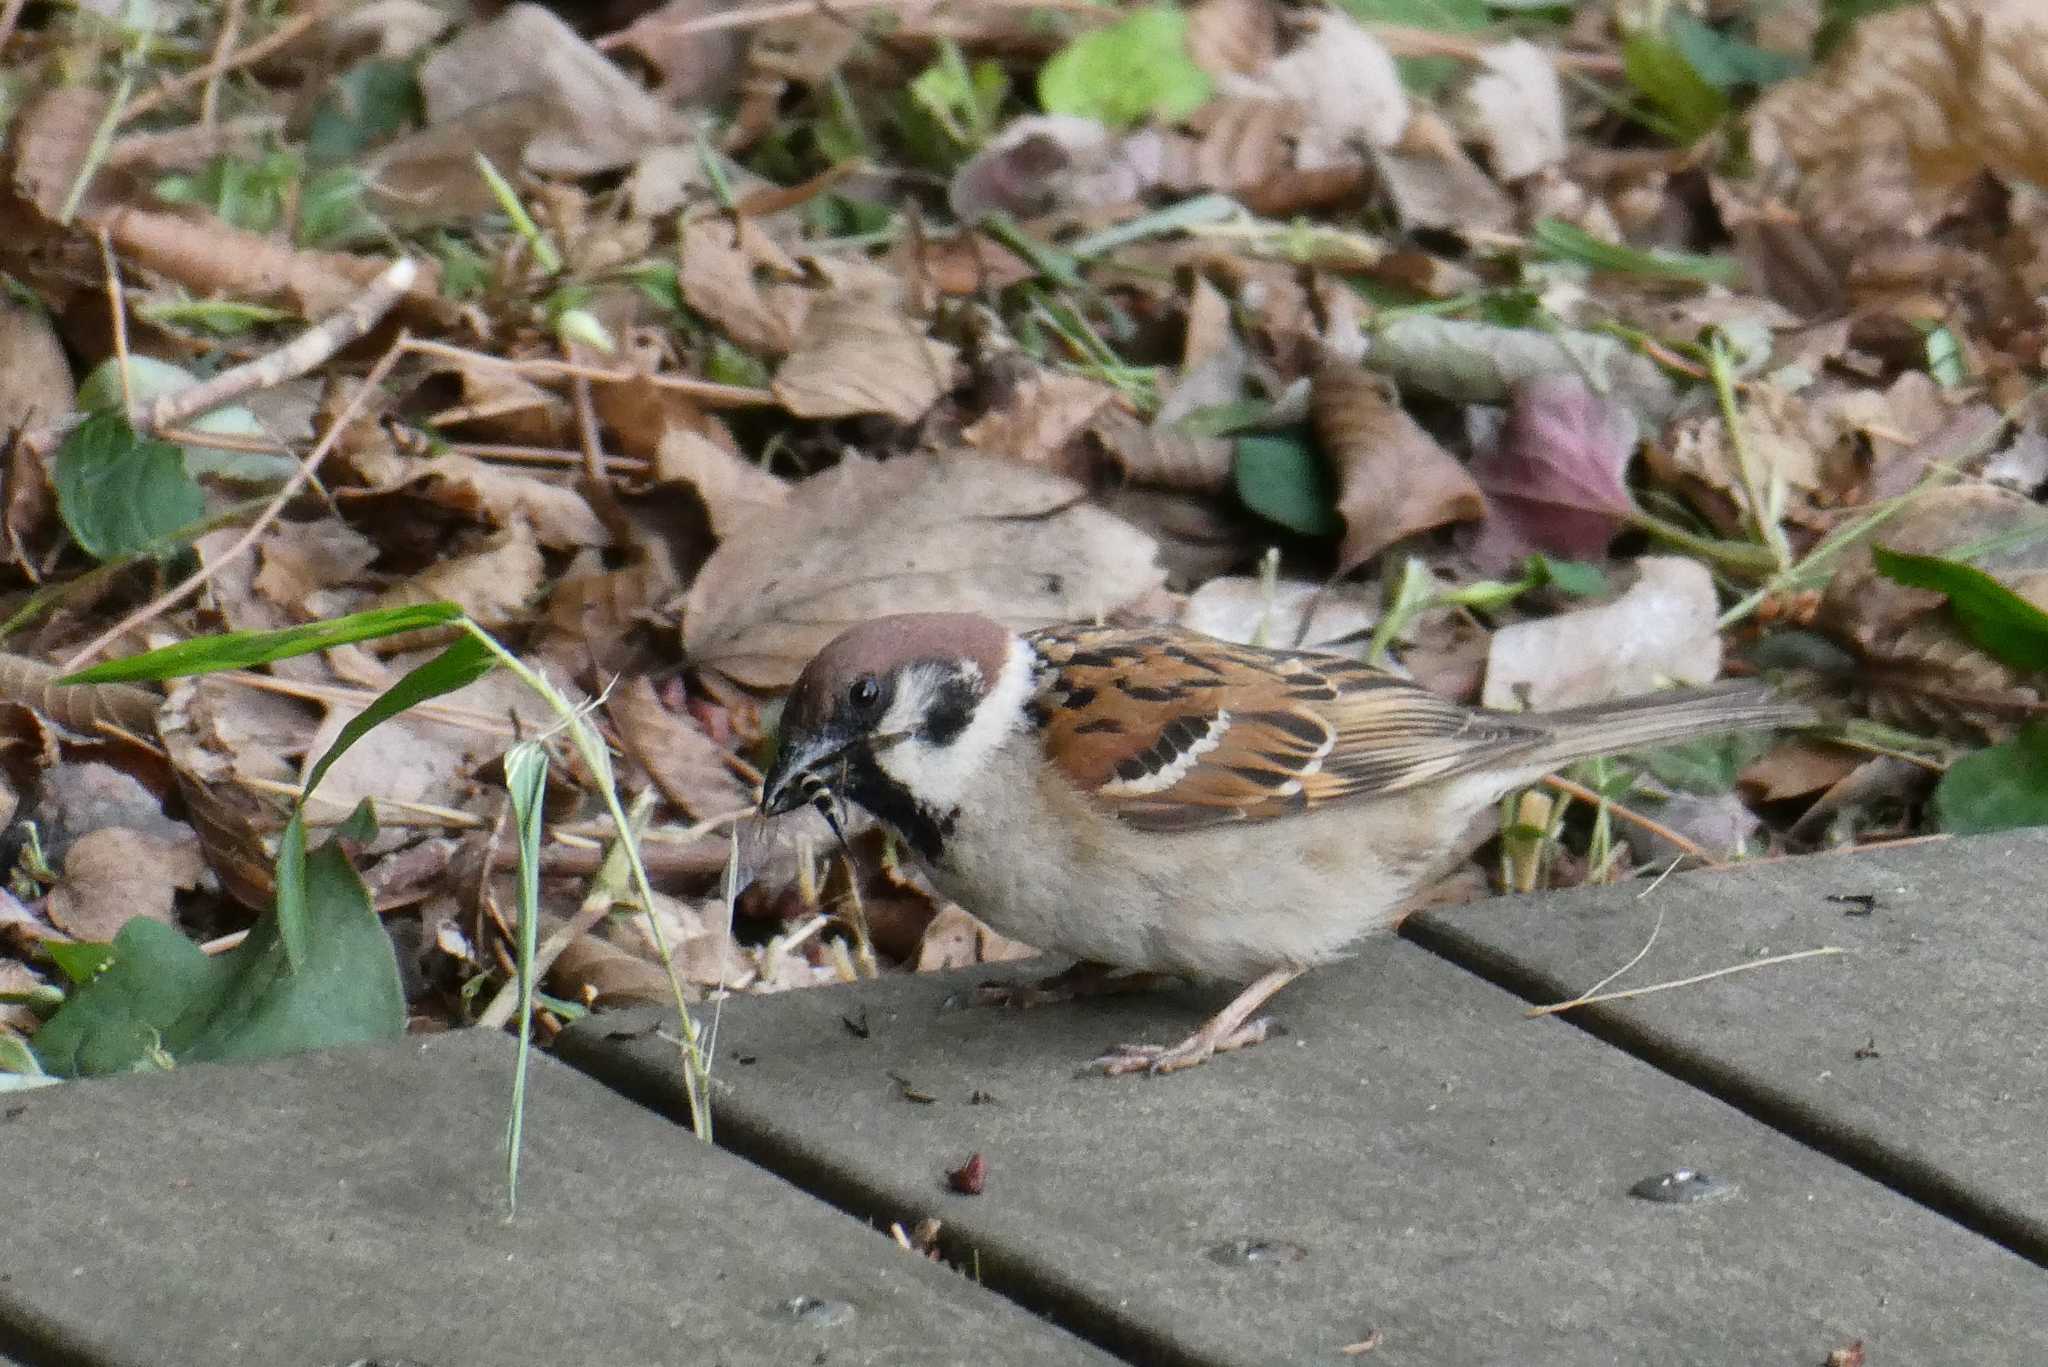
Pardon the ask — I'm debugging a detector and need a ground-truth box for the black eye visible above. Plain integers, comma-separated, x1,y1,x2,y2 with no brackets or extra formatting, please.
847,676,880,711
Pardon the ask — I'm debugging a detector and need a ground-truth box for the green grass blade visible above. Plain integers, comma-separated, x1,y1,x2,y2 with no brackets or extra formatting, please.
502,740,549,1217
60,602,467,684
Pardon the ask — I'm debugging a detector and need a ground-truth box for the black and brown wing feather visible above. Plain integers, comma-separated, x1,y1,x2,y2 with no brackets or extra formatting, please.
1026,624,1550,832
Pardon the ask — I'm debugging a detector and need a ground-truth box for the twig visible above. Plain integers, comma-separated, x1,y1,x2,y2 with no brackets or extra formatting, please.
61,338,407,672
1540,773,1719,868
598,0,1101,43
120,2,330,126
94,229,135,419
1527,946,1846,1018
401,337,777,408
149,257,418,435
199,0,246,127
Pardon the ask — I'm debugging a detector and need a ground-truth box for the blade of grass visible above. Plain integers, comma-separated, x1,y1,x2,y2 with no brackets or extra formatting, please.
58,602,465,684
502,739,549,1217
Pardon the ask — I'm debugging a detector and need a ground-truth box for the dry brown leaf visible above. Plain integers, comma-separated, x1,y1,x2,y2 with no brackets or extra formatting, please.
46,826,204,942
607,0,746,105
680,216,809,357
654,422,788,537
949,115,1165,223
961,368,1118,469
1312,362,1482,573
1372,112,1516,235
915,903,1040,972
1188,0,1279,77
1456,39,1565,181
87,204,456,328
1816,483,2048,739
159,677,300,910
342,443,610,549
1087,406,1234,493
252,521,380,616
773,291,959,424
9,85,112,221
1483,556,1721,710
416,3,687,177
0,303,74,434
1225,10,1409,164
684,452,1166,689
320,0,451,62
373,523,545,632
1181,576,1379,649
1739,738,1863,802
421,355,572,446
547,913,676,1007
1751,0,2048,246
536,558,678,677
609,676,753,822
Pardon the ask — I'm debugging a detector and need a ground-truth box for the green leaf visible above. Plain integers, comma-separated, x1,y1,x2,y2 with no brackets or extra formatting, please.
1872,546,2048,672
1667,14,1805,89
272,634,496,968
1933,721,2048,835
1234,433,1341,537
77,356,294,483
1923,324,1968,389
53,411,207,562
1528,554,1609,598
1621,29,1729,143
30,837,403,1078
1039,6,1211,129
1530,218,1740,285
1633,731,1774,795
46,940,115,987
306,59,422,165
60,602,466,684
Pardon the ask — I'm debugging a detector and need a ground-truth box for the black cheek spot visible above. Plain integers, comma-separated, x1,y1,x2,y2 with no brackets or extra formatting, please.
921,674,981,746
1044,574,1064,594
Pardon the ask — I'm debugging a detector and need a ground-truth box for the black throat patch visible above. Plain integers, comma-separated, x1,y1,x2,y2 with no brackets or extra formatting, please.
842,749,956,862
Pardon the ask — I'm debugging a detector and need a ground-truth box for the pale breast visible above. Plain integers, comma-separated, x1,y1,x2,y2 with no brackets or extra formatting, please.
922,732,1492,981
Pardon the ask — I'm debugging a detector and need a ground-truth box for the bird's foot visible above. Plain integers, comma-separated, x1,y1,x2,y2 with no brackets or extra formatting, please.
977,961,1174,1009
1090,1015,1279,1076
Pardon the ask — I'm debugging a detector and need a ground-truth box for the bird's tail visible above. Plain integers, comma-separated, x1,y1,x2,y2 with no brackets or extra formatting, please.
1520,683,1815,773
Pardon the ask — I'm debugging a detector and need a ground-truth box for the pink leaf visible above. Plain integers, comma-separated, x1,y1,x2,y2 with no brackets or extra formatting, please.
1467,374,1638,571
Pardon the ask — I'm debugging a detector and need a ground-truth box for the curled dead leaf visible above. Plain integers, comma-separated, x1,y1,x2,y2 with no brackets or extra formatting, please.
45,826,204,942
1751,0,2048,246
1311,361,1482,574
773,291,960,424
1483,557,1721,710
683,452,1165,689
609,677,754,821
1816,483,2048,739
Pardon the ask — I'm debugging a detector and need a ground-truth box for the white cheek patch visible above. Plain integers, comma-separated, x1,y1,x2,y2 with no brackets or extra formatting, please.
873,639,1034,811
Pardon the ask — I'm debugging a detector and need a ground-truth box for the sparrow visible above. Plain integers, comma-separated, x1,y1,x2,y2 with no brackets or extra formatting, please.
759,613,1813,1075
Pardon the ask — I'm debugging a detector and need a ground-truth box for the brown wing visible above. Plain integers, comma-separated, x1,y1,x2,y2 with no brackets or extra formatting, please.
1026,624,1549,831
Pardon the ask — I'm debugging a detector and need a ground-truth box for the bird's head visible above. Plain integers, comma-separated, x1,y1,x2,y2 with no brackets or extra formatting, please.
759,613,1030,858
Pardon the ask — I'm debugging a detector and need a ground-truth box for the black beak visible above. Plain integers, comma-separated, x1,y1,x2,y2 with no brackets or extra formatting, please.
759,733,844,817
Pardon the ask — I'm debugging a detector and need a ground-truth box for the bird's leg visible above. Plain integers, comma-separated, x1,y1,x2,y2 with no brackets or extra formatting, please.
1091,967,1303,1076
977,960,1178,1008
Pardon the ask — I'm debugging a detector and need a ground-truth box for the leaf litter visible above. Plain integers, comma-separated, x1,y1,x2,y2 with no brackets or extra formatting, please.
0,0,2044,1075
